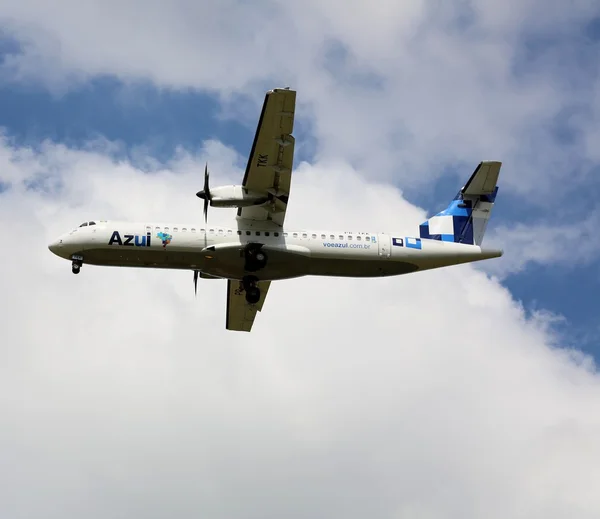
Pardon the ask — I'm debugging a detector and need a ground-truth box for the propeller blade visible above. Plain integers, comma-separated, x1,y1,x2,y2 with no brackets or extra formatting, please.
204,163,210,196
203,163,210,222
193,270,199,296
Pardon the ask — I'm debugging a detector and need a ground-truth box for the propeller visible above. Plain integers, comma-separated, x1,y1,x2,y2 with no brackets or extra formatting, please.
196,163,211,222
193,270,199,296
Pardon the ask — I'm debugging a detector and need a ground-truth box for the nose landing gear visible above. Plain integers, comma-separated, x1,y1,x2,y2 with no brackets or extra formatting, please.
240,244,268,303
71,255,83,274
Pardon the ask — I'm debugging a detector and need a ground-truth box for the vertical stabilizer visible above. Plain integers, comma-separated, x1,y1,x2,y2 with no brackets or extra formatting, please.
419,161,501,246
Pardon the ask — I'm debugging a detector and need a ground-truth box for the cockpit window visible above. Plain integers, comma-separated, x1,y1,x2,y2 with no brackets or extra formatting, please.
79,222,88,227
88,221,96,226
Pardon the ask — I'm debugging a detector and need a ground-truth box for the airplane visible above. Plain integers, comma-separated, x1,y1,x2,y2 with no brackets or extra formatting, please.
48,87,504,332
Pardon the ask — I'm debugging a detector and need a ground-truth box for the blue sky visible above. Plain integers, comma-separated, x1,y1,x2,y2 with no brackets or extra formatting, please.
0,76,248,159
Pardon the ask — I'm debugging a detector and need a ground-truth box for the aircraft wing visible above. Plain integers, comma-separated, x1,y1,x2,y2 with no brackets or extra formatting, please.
237,88,296,227
226,279,271,332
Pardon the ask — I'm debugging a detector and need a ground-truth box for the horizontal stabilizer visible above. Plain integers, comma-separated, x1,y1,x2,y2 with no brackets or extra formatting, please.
462,161,501,198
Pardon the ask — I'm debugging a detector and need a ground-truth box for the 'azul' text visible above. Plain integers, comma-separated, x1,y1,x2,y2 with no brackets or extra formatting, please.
108,231,151,247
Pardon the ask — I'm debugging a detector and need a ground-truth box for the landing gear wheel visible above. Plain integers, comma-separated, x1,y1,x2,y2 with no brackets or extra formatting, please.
242,275,261,304
71,257,83,274
244,245,268,272
245,286,261,304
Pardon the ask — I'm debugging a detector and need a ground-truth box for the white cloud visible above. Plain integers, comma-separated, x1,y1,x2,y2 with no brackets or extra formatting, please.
1,137,600,518
482,210,600,278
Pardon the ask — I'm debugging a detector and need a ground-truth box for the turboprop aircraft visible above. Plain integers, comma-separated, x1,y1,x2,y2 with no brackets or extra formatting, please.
48,87,503,332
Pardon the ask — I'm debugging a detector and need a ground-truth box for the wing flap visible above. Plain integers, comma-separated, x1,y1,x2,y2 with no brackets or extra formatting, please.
226,280,271,332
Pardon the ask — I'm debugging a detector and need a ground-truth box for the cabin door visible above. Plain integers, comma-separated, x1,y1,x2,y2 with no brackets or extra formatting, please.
377,234,390,259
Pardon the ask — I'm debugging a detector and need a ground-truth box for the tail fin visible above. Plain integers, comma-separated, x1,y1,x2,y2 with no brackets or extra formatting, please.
419,161,501,246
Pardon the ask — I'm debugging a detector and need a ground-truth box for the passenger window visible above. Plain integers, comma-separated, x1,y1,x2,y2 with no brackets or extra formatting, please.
173,227,178,232
182,228,187,232
256,231,261,236
237,230,242,235
155,226,161,231
311,234,316,239
246,231,251,236
339,235,343,240
146,226,151,231
201,228,205,232
348,235,353,240
265,231,270,236
302,233,308,238
330,234,334,239
321,234,326,239
191,228,196,232
209,229,214,233
366,236,370,242
228,229,232,234
274,232,279,237
357,236,361,241
164,227,169,231
293,233,298,238
283,232,287,237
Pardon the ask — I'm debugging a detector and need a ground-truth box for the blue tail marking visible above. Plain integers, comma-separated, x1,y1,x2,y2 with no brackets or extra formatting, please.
419,161,501,246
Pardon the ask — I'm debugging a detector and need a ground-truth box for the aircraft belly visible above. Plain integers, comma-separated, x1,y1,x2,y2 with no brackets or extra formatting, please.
78,241,482,280
202,248,311,281
78,248,206,270
79,245,420,279
309,258,418,277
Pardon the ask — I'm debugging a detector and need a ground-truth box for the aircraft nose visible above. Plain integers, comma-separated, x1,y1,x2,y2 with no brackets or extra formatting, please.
48,238,62,255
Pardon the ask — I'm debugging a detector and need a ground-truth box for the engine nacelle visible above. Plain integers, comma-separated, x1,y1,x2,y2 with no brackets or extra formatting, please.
199,185,269,208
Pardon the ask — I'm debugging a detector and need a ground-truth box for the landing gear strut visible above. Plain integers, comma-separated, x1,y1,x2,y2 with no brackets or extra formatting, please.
242,275,261,304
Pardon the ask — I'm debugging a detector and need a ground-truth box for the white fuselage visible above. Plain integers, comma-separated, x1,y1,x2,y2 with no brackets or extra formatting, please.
48,220,501,280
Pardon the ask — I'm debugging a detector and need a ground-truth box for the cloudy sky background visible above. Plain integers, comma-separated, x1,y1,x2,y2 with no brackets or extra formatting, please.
1,1,600,517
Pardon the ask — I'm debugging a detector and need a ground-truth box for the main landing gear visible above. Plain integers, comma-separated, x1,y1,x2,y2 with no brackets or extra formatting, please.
71,255,83,274
244,244,268,272
242,275,261,304
241,244,267,304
